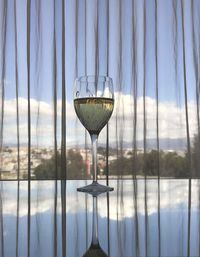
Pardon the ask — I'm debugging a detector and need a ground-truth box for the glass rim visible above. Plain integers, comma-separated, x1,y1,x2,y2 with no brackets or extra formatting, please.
75,75,113,83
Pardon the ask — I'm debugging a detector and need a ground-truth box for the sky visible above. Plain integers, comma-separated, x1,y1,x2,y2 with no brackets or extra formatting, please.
0,0,200,148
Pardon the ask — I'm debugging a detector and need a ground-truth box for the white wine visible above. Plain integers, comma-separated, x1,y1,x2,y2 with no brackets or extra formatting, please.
74,97,114,135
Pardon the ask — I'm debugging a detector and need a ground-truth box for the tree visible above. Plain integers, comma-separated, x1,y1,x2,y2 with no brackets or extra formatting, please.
143,150,159,176
34,149,85,179
67,149,85,179
191,134,200,177
109,156,133,176
162,151,188,178
34,153,61,179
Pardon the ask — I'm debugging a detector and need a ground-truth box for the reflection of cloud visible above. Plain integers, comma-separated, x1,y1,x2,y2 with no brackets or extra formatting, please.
1,180,199,220
97,180,195,220
1,181,84,217
2,95,198,145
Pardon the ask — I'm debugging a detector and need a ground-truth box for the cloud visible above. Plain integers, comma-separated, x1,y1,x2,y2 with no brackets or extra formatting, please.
1,95,198,146
104,93,198,145
0,79,12,86
2,97,77,145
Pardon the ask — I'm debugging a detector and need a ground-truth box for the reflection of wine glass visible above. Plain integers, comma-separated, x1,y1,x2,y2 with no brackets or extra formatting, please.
74,76,114,195
83,196,108,257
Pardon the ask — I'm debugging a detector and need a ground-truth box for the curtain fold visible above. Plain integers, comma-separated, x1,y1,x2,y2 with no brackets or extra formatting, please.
0,0,200,257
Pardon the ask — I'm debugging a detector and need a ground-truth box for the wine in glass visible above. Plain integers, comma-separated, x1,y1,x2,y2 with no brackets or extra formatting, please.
74,75,114,195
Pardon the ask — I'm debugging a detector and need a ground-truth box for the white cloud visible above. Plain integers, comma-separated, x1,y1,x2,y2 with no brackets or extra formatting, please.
106,93,198,144
1,95,198,146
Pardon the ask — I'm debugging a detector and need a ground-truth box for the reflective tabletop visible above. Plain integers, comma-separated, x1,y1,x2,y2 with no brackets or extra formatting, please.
0,179,199,257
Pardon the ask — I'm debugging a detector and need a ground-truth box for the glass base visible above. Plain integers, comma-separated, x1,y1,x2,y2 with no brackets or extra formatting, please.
77,181,114,196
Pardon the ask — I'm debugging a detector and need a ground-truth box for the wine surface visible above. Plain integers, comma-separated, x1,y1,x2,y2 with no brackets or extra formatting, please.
74,97,114,135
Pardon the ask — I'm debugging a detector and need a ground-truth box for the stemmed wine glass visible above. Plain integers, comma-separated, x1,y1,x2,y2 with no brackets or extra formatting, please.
74,75,114,195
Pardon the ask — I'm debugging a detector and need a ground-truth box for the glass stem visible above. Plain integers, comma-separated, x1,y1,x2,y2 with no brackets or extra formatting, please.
91,134,98,182
92,196,99,246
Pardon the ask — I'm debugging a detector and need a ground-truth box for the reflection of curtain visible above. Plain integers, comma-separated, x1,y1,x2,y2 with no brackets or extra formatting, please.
0,0,200,256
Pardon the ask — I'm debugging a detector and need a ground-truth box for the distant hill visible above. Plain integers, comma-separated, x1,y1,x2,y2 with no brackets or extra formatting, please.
4,137,187,151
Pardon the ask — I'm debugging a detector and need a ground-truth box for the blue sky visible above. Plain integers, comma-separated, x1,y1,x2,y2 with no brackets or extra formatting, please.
3,0,198,103
1,0,199,147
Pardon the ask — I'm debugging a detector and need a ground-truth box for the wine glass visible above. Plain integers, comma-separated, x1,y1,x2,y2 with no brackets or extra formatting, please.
74,75,114,195
82,196,108,257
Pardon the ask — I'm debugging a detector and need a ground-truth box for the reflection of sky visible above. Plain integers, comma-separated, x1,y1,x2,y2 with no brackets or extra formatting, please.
2,179,199,218
1,180,200,257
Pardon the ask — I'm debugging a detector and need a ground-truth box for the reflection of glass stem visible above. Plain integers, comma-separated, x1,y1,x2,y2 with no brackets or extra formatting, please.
91,196,99,246
91,134,98,182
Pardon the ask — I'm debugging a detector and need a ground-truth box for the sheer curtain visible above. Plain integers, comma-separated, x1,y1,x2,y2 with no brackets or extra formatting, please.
0,0,200,257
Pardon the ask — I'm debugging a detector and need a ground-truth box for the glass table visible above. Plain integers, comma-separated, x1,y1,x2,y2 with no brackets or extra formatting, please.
0,179,199,257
